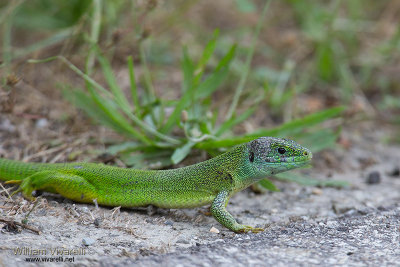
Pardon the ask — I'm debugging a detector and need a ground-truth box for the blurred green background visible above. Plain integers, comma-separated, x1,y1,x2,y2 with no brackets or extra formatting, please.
0,0,399,174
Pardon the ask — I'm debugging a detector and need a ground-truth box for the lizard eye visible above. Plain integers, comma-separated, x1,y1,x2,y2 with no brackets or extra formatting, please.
249,152,254,162
277,147,286,154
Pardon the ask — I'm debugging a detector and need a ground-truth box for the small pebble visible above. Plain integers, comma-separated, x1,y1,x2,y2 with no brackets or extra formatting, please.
164,220,174,226
210,227,220,234
146,205,157,216
93,218,102,227
312,188,323,195
82,237,95,246
388,167,400,177
366,171,381,184
35,118,49,128
80,207,90,214
0,119,16,132
36,209,47,216
332,202,353,214
176,238,190,244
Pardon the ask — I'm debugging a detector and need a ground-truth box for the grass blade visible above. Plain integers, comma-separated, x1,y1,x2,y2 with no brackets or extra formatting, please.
196,106,344,149
139,44,156,102
63,88,143,138
121,150,173,169
97,52,131,111
215,106,257,136
226,0,271,120
106,142,143,155
171,141,195,164
275,172,349,188
31,56,181,145
86,84,153,144
195,44,236,100
197,29,219,71
215,44,237,71
296,128,340,152
160,48,196,133
247,106,344,137
181,46,195,93
162,30,221,133
195,67,229,99
127,56,140,116
258,178,279,191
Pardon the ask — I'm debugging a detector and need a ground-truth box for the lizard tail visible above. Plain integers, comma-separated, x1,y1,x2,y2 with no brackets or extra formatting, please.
0,158,43,182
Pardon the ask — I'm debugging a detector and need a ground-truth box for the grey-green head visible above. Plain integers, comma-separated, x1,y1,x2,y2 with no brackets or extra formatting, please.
246,137,312,177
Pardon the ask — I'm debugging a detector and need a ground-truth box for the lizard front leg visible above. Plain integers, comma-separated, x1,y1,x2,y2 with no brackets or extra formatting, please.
211,190,264,233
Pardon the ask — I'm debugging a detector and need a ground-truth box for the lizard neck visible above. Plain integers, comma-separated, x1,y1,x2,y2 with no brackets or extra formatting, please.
211,144,262,192
233,145,281,192
235,158,264,192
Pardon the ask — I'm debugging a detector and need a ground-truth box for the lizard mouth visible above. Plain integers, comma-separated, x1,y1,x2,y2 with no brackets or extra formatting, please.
265,153,312,164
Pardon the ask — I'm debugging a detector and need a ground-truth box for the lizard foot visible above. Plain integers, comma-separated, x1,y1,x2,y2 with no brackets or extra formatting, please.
6,178,35,201
235,225,264,233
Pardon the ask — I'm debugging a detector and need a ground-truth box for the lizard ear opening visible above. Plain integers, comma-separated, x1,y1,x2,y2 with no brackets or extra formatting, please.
249,151,254,163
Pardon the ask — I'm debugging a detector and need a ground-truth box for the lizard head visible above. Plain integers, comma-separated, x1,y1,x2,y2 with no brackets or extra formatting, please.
246,137,312,176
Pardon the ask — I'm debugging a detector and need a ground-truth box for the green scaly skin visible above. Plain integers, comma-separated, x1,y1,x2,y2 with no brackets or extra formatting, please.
0,137,312,233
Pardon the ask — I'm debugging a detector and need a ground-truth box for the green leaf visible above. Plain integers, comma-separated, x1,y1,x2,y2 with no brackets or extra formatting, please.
215,106,257,136
160,49,196,133
86,83,152,144
215,44,236,71
195,136,253,150
106,142,142,155
127,56,140,116
247,106,344,138
171,141,195,164
275,172,349,188
14,0,91,29
97,53,131,112
258,178,279,191
197,29,219,70
181,46,195,93
196,106,344,149
56,56,179,145
12,29,74,59
316,44,335,81
195,67,230,100
62,88,137,137
225,0,271,120
195,44,236,100
234,0,256,13
297,128,340,152
121,151,172,169
161,32,218,133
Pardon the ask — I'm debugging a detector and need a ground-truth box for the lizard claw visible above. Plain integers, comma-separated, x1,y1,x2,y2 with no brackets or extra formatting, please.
5,179,22,185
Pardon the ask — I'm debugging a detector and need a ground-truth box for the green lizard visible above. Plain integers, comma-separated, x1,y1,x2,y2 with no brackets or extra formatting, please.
0,137,312,233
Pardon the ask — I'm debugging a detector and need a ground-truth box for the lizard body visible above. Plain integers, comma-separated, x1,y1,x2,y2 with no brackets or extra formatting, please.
0,137,312,233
